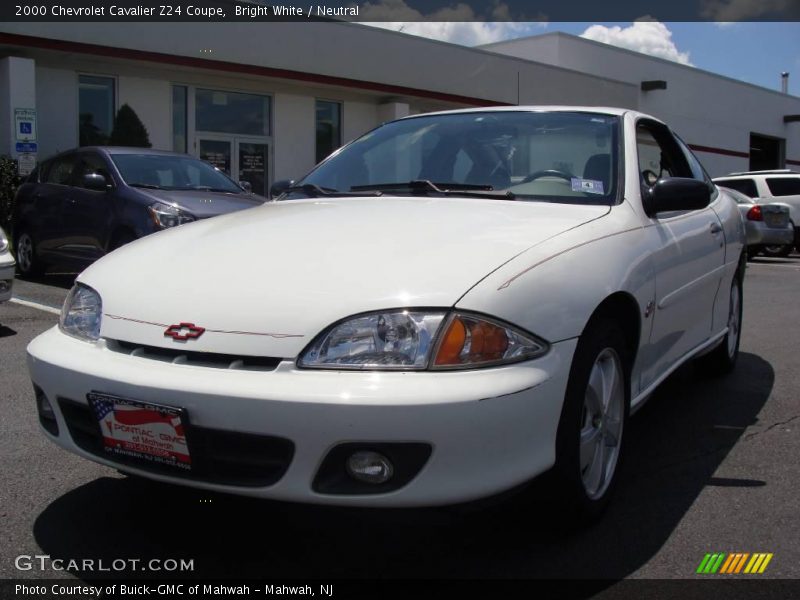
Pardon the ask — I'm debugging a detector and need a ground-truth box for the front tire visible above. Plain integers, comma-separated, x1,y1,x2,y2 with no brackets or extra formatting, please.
15,229,44,278
551,319,630,522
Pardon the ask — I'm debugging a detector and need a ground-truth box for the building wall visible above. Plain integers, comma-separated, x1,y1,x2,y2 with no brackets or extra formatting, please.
35,66,76,157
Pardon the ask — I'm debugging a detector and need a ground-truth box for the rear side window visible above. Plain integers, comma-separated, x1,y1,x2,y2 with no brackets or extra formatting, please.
715,178,757,198
44,155,77,185
766,177,800,197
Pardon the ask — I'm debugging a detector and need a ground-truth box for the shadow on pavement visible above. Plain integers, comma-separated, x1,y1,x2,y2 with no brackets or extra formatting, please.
0,325,17,337
19,271,78,290
32,352,773,585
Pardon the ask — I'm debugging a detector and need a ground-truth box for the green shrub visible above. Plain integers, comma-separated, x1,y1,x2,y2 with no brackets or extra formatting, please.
0,155,21,233
109,104,152,148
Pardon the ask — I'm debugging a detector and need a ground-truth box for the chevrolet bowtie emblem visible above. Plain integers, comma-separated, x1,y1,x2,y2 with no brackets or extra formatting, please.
164,322,205,341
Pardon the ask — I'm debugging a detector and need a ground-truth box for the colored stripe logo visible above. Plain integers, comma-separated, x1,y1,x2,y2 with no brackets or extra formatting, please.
696,552,773,574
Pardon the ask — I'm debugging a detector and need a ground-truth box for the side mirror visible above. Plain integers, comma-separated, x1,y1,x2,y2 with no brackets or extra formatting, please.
643,177,711,217
270,179,295,199
239,181,252,193
83,172,108,191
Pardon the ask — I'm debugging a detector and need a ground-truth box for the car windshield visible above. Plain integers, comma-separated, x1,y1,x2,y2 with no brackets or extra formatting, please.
296,111,620,204
110,153,243,193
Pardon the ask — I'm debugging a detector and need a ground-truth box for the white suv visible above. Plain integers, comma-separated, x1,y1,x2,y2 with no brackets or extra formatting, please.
713,170,800,257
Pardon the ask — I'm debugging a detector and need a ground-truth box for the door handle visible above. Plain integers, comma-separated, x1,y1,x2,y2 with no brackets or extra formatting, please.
709,222,723,234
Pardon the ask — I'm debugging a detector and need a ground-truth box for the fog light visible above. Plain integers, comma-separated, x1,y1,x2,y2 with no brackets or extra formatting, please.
34,386,59,435
38,393,55,418
346,451,394,484
0,280,9,293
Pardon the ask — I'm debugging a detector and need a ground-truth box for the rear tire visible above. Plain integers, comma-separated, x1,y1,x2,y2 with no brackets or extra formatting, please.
15,229,44,278
550,318,630,523
763,220,795,258
761,244,792,258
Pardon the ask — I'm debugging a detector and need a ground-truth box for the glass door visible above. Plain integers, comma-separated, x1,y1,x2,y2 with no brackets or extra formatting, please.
198,137,232,176
236,139,269,197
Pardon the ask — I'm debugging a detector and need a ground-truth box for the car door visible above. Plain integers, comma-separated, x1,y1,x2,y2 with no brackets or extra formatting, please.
61,152,115,263
31,153,79,262
637,120,726,389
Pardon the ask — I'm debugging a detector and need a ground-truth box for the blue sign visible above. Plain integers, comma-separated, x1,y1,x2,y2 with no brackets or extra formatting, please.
16,142,37,153
19,122,32,135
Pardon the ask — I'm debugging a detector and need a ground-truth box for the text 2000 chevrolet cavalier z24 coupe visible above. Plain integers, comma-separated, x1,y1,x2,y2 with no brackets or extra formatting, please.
27,107,745,520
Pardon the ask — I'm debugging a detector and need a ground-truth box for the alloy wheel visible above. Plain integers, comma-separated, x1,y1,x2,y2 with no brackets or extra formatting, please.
580,347,625,500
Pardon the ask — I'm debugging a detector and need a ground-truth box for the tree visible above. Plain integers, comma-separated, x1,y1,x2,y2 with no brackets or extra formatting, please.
109,104,151,147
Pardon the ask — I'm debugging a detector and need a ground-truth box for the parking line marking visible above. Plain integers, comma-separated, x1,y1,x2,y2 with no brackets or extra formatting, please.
10,297,62,315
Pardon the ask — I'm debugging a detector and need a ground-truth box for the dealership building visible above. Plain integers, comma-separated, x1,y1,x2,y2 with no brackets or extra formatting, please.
0,21,799,195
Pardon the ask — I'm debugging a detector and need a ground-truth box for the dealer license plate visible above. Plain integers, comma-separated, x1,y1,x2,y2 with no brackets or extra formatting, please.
88,392,191,471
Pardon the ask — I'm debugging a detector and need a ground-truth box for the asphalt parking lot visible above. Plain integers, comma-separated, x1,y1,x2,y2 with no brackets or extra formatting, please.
1,255,799,587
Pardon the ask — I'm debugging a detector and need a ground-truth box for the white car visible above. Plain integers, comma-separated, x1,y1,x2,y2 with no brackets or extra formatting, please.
27,107,745,520
0,226,14,303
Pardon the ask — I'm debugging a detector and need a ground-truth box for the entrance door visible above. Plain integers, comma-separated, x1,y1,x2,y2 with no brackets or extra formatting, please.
197,136,270,196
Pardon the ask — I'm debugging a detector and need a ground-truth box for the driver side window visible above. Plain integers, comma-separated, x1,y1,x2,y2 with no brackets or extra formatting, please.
635,122,691,187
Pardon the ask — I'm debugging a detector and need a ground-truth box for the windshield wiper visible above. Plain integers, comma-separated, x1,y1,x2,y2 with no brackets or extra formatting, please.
129,182,163,190
283,184,382,198
350,180,516,200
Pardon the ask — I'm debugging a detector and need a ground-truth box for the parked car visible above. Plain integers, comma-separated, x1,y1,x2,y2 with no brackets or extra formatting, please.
28,107,745,521
718,186,794,259
12,147,266,277
0,226,14,303
713,170,800,257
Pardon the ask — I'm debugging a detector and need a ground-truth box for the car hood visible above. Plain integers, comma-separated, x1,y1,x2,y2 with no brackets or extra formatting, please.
138,188,266,218
82,196,609,357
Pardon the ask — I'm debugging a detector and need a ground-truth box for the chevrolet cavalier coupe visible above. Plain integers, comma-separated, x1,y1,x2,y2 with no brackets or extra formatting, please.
27,107,746,519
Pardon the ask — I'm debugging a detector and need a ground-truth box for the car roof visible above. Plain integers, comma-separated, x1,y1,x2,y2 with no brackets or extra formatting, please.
714,170,800,179
398,105,650,121
43,147,191,161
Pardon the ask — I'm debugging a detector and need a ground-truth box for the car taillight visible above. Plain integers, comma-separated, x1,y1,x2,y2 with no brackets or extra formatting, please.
746,205,763,221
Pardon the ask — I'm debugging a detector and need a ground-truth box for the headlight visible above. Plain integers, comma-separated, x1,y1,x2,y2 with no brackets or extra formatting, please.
0,228,8,253
59,284,102,342
147,202,195,228
298,310,548,371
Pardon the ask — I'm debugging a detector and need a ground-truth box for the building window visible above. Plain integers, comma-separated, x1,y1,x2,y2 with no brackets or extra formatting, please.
316,100,342,164
78,75,115,146
195,88,270,135
172,85,188,153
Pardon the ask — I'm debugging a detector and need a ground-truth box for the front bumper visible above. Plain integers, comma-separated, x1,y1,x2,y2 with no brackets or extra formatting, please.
28,326,575,506
0,260,15,303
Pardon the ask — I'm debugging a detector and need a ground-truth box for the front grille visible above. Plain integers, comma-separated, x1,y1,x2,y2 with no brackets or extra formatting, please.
107,339,281,371
58,397,294,487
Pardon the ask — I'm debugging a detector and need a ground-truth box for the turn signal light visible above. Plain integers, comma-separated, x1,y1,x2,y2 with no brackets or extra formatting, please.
434,316,509,366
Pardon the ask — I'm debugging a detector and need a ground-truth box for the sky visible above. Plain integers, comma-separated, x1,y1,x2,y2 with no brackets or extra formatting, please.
365,21,800,96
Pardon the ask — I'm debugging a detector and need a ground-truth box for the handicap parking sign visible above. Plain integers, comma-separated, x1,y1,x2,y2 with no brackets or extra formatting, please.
14,108,37,142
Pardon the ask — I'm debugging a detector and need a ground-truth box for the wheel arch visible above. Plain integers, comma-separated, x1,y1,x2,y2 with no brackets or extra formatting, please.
582,291,642,372
107,226,138,252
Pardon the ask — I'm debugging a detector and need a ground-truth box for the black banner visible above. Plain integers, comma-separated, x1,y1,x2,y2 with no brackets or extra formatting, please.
4,579,800,600
1,0,799,22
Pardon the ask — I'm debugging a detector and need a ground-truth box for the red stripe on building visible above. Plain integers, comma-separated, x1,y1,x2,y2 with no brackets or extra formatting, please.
0,32,508,108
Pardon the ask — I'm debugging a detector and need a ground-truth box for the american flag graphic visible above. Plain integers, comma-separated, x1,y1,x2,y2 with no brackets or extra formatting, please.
89,395,191,465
